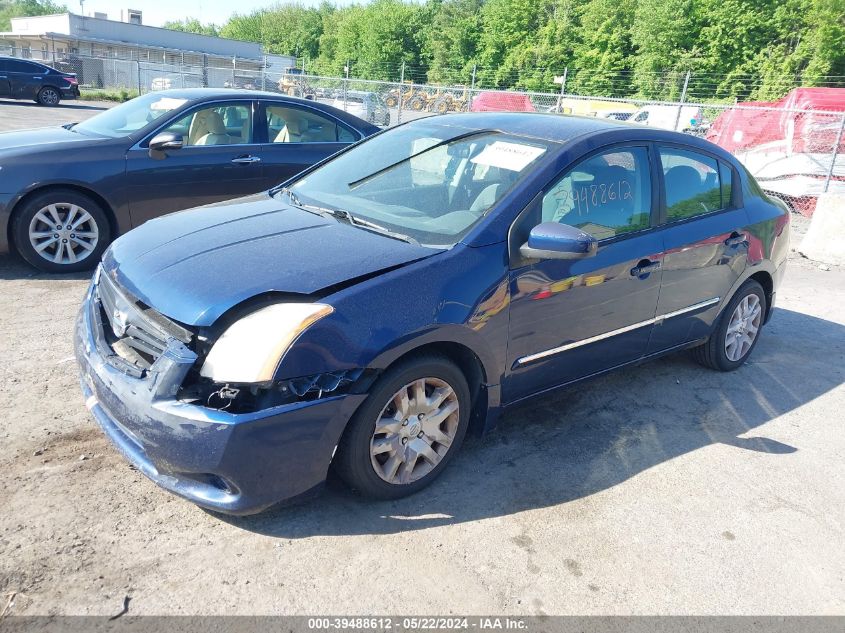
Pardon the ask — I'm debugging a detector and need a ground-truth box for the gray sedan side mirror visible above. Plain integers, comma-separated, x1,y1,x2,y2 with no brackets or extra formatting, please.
520,222,598,260
148,132,183,158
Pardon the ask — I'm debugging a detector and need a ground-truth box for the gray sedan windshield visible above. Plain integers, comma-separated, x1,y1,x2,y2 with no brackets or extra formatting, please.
287,123,553,246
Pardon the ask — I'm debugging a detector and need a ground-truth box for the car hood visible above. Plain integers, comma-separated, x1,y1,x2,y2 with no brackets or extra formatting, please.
103,193,441,326
0,126,98,154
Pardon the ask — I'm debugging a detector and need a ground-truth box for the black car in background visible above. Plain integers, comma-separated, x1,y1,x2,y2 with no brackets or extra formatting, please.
0,88,380,272
0,56,79,105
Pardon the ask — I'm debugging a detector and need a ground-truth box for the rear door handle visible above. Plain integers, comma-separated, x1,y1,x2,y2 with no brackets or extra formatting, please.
631,259,661,277
724,231,747,247
231,155,261,165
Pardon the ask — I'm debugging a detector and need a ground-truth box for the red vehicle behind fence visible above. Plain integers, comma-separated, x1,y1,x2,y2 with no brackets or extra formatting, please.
470,91,536,113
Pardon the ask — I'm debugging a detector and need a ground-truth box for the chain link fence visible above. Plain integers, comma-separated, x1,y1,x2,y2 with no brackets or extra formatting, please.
2,47,843,215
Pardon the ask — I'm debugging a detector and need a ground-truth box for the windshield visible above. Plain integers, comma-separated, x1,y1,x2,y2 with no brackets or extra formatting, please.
73,93,189,138
287,123,552,246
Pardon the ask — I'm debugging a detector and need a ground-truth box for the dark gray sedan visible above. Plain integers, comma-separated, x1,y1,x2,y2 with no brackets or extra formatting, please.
0,88,379,272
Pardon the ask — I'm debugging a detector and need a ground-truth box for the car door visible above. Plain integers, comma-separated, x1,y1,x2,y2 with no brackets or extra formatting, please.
257,100,359,188
0,59,9,97
124,100,266,227
646,145,749,353
504,145,664,403
6,59,42,99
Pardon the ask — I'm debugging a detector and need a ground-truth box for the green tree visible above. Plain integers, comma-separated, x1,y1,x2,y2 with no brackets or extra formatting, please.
332,0,428,80
476,0,551,88
162,18,219,37
630,0,699,99
569,0,636,96
425,0,483,84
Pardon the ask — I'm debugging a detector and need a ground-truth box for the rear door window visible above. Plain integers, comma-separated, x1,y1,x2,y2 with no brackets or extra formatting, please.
265,104,357,144
658,147,727,221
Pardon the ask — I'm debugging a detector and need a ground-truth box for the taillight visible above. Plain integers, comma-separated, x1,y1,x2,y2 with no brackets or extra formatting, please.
65,76,78,85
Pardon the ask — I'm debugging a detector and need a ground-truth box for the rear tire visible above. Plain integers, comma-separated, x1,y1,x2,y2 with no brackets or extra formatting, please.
333,354,471,500
12,189,111,273
692,280,766,371
37,86,61,106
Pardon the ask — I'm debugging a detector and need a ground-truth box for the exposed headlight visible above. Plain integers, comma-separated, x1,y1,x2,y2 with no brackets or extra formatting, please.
199,303,333,384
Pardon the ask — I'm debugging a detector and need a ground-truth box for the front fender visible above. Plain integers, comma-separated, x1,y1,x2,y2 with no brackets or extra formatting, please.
276,242,512,389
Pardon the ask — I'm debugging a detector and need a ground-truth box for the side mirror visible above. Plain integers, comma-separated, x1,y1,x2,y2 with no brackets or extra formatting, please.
520,222,598,260
148,132,183,158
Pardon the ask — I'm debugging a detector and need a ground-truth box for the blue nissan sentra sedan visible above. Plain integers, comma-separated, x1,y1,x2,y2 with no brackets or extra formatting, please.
75,113,790,514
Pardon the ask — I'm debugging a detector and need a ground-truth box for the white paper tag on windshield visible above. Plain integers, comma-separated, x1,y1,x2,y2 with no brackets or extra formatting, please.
471,141,546,172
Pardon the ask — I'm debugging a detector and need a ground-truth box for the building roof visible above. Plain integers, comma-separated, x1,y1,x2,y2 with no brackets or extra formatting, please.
5,13,267,60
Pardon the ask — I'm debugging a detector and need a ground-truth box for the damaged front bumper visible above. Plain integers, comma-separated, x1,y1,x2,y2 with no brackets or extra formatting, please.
74,279,366,515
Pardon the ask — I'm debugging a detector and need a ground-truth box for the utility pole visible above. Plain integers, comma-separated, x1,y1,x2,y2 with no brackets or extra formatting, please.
553,67,567,112
343,60,350,111
397,61,405,124
673,70,691,131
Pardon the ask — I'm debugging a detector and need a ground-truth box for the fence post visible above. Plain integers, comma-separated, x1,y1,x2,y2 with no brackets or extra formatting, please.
824,112,845,193
397,61,405,124
673,70,691,131
136,60,141,94
180,52,185,88
262,55,267,91
232,55,237,88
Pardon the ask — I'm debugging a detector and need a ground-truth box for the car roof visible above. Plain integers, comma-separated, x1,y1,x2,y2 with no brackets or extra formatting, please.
412,111,630,140
409,111,734,157
150,87,293,100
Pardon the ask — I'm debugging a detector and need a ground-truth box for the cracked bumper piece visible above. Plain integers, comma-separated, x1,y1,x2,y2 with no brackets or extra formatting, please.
74,283,366,515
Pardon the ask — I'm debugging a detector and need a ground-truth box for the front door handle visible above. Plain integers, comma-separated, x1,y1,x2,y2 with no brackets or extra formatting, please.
631,259,661,277
231,155,261,165
724,231,747,247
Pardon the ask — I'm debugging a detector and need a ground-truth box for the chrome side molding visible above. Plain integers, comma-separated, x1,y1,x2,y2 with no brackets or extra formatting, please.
515,297,721,367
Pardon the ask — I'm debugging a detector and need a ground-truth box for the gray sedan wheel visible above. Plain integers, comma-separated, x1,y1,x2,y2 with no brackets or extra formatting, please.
13,190,111,273
28,202,99,266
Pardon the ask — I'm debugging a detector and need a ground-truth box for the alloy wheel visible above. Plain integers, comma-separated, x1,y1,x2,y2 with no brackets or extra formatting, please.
369,377,460,485
40,88,60,105
724,294,762,361
28,202,99,266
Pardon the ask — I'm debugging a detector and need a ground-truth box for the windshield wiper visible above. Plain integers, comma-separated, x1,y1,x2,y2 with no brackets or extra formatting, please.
346,129,491,190
332,209,419,245
275,187,418,245
275,186,336,217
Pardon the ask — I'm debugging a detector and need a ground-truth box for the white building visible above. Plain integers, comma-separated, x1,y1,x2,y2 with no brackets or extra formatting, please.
0,11,296,91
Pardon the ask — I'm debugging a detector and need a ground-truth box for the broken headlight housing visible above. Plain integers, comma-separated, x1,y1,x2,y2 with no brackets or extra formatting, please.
199,303,333,384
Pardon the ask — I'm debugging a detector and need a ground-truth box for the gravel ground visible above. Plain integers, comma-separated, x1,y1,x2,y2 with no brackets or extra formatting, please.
1,101,844,617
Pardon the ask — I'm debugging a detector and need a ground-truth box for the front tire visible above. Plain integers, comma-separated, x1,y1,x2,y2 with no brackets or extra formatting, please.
37,86,61,106
692,280,766,371
12,189,111,273
333,354,471,500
